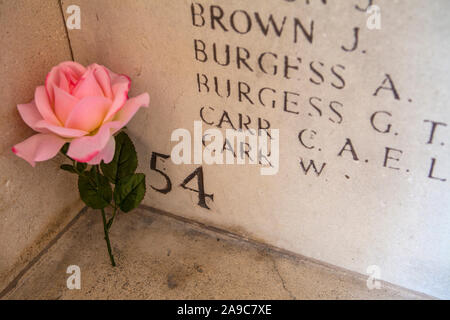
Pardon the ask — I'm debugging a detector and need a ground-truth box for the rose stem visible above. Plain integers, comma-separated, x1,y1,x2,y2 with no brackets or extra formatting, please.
107,205,118,231
101,208,116,267
94,165,116,267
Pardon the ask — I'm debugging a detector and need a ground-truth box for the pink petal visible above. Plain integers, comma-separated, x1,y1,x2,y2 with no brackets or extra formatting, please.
35,86,61,126
112,93,150,129
45,71,60,102
67,121,122,163
54,86,79,125
12,133,66,167
108,69,131,89
46,61,86,101
58,69,70,93
65,96,111,132
71,69,105,100
91,64,113,98
35,120,88,138
103,73,131,122
17,101,45,132
87,136,116,165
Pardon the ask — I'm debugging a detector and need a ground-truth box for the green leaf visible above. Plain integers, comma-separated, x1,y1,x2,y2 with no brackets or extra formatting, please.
60,164,76,174
61,143,70,155
101,132,138,184
114,173,146,213
78,170,112,209
76,162,87,173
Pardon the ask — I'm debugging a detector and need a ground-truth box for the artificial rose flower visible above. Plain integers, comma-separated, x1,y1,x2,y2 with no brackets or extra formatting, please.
12,61,149,166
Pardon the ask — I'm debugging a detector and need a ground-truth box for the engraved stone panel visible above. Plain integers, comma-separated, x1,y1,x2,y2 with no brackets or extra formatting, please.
63,0,450,298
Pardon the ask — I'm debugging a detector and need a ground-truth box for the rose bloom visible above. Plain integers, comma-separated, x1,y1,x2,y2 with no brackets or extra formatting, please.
12,61,149,166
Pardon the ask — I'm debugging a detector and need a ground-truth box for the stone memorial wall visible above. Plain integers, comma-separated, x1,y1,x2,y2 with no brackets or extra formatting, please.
3,0,448,298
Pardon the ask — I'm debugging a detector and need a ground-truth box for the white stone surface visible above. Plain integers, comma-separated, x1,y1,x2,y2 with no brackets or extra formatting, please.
0,0,84,291
58,0,450,298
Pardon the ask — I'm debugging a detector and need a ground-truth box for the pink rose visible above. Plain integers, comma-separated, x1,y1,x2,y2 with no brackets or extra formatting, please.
12,61,149,166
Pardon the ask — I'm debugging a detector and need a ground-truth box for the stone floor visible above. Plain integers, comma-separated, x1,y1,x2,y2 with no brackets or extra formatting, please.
1,207,429,300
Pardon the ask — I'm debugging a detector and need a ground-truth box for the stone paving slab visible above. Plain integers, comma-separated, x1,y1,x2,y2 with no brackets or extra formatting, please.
2,207,429,300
